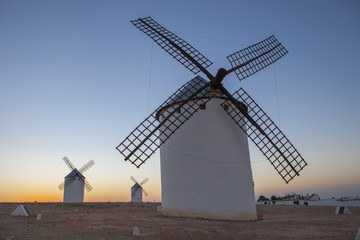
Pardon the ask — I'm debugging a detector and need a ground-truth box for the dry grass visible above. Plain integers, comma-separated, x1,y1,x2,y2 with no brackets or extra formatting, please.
1,202,359,240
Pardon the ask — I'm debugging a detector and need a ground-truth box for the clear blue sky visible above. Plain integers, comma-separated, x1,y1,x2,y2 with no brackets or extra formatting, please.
0,0,359,201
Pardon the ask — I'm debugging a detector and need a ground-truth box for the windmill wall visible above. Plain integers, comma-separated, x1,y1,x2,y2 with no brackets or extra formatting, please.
131,188,142,202
159,98,257,221
63,177,85,203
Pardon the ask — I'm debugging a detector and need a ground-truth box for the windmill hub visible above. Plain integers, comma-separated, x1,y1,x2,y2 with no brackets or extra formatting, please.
211,68,227,90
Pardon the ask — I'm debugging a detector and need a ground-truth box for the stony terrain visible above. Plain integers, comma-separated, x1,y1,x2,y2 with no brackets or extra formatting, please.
1,202,359,240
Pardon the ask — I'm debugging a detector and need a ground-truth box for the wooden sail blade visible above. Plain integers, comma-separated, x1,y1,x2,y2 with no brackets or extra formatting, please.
116,76,214,168
131,16,213,77
221,88,307,183
63,156,76,170
58,181,65,190
63,177,76,188
84,179,93,192
227,35,288,81
79,160,95,174
140,178,149,186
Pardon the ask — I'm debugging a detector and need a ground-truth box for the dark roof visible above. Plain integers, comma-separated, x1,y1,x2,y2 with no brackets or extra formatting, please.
65,169,85,179
131,183,142,189
165,75,227,106
156,76,228,120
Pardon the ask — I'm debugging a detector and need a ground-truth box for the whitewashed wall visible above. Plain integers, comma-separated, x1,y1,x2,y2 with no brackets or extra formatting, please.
159,98,257,221
131,187,142,202
63,177,85,203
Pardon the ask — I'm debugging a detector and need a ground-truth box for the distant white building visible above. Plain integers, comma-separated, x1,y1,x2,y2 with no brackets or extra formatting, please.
63,169,85,203
131,183,142,202
58,157,95,203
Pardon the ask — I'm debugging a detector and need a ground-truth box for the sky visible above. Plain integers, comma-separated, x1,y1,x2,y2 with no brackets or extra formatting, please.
0,0,359,202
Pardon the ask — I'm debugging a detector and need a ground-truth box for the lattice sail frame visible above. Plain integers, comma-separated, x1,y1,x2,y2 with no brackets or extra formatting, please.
116,76,215,168
227,35,288,81
221,88,307,183
131,17,213,74
121,16,307,183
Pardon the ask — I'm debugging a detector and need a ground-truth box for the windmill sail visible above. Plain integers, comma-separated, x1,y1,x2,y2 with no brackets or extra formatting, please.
142,188,148,196
221,88,307,183
63,156,75,170
139,178,149,186
63,176,76,189
79,160,95,173
131,16,213,77
227,35,288,81
84,179,93,192
58,181,65,190
116,76,215,168
119,16,307,183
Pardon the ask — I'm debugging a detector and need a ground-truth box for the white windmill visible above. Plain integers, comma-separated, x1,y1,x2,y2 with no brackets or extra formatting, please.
130,176,148,202
58,156,95,203
117,17,307,221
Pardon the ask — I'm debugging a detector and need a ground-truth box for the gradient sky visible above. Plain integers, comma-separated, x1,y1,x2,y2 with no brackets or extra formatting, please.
0,0,359,202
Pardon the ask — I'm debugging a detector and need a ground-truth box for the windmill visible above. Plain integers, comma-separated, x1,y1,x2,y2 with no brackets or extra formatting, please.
130,176,148,202
116,17,307,220
58,156,95,203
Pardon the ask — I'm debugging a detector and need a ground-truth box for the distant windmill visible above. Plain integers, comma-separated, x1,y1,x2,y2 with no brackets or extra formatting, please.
58,156,95,203
117,17,307,220
130,176,148,202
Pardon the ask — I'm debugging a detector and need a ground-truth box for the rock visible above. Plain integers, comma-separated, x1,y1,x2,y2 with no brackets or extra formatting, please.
133,226,140,236
10,205,30,217
335,206,351,214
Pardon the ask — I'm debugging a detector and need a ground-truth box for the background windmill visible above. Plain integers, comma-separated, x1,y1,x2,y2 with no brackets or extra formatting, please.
130,176,148,203
116,16,307,220
58,156,95,203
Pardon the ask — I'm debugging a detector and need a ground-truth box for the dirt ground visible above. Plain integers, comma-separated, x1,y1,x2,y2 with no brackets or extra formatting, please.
1,202,359,240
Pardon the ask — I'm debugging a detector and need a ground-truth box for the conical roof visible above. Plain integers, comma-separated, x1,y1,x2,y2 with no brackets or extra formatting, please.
131,183,142,189
65,169,85,179
156,76,228,120
165,75,227,106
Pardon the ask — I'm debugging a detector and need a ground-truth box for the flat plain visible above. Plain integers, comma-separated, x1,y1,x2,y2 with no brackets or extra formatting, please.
1,202,359,240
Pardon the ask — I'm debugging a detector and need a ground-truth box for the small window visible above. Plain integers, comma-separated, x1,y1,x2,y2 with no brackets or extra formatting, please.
223,104,229,111
200,103,206,110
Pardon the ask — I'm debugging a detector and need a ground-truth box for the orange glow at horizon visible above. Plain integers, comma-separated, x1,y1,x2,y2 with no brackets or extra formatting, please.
1,178,359,202
0,183,161,203
1,155,359,202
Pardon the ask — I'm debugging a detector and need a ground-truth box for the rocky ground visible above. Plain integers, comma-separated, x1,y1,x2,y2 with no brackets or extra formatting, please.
1,202,359,240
